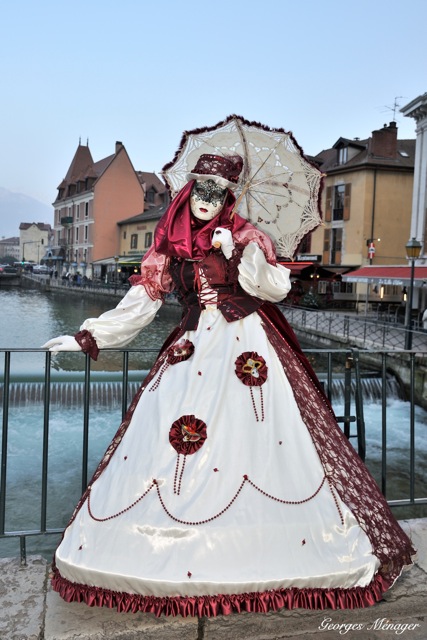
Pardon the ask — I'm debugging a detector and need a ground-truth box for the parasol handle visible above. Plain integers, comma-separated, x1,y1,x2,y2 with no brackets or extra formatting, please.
230,181,251,219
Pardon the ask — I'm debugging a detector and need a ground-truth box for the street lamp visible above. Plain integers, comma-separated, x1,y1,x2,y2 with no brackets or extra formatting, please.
404,237,422,350
114,255,119,295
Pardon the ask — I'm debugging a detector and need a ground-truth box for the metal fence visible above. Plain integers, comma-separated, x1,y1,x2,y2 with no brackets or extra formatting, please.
1,346,426,565
280,305,427,352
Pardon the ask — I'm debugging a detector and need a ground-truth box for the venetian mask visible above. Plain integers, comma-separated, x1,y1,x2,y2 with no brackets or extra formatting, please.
190,180,227,221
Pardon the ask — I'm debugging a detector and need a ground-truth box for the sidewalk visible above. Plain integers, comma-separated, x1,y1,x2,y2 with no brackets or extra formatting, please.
1,519,426,640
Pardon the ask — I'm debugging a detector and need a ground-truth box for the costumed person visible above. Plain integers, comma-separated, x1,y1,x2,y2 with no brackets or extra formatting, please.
43,153,415,617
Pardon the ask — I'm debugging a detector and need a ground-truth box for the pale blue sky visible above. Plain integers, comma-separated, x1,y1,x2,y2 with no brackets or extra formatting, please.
1,0,426,206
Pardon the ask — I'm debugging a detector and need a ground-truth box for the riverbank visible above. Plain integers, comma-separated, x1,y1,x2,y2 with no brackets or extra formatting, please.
2,518,426,640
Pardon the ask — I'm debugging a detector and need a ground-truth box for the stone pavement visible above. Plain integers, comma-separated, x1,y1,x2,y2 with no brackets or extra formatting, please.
1,519,426,640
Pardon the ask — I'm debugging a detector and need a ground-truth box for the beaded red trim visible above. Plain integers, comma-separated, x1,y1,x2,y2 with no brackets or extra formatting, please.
86,474,330,524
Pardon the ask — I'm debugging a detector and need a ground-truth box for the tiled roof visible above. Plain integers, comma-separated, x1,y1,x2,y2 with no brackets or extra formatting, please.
136,171,167,193
117,205,167,225
19,222,52,231
63,145,94,183
314,136,415,173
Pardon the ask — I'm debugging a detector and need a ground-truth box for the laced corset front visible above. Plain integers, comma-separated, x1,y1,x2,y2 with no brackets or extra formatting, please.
194,264,219,308
169,249,263,330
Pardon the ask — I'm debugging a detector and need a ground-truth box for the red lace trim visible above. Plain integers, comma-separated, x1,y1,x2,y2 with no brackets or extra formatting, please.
51,566,391,617
74,330,99,361
258,307,416,585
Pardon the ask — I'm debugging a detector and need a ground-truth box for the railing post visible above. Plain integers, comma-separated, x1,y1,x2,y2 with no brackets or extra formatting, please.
381,353,388,497
40,351,52,533
0,351,11,536
352,349,366,461
343,352,352,439
81,352,91,492
409,353,416,503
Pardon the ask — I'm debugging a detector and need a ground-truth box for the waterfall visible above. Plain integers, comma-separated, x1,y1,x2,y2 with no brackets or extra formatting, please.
323,376,405,403
0,373,405,408
2,381,144,407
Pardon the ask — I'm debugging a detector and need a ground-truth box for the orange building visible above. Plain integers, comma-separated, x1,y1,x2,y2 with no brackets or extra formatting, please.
52,141,146,279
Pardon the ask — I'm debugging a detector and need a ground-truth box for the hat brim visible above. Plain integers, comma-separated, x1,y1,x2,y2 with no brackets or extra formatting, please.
186,173,239,191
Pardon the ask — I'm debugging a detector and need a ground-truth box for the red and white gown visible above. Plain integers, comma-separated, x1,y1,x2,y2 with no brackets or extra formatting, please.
51,228,415,617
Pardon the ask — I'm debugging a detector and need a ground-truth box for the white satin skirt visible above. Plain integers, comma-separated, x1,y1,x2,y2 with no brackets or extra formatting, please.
55,308,379,598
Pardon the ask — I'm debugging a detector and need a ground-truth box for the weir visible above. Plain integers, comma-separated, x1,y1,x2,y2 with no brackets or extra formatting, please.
1,371,405,407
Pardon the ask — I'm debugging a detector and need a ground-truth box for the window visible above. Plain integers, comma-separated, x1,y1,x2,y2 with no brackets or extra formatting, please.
325,184,351,222
123,231,127,240
333,185,345,221
298,232,312,255
84,225,88,241
323,228,342,264
144,232,153,248
76,203,80,220
85,202,89,218
75,227,79,242
330,228,342,264
130,234,138,249
338,147,348,165
146,187,156,204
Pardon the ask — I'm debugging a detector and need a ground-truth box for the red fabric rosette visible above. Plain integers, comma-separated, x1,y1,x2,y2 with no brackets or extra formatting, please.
169,415,207,455
149,340,194,391
235,352,268,387
166,340,195,365
169,415,207,494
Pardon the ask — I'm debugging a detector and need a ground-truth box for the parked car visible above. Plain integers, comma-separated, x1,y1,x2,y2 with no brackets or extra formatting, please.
0,264,18,274
32,264,50,274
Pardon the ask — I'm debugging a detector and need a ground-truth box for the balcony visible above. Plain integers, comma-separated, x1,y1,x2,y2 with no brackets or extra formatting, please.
60,216,73,227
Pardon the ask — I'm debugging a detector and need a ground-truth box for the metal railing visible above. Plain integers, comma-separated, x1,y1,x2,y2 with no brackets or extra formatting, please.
280,305,427,352
1,346,426,565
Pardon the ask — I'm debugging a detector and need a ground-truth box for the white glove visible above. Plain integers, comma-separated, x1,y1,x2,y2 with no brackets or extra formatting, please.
212,227,235,259
41,335,82,353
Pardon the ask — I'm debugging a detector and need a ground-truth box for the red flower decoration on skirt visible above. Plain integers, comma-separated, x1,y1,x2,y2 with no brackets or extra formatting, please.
235,352,268,387
166,340,195,365
169,415,207,456
149,340,194,392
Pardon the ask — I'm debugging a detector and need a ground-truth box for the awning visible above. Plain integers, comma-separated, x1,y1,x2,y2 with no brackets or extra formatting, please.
92,255,144,266
343,265,427,286
279,262,347,279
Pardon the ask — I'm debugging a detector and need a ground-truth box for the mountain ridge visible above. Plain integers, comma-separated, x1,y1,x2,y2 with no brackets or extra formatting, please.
0,187,53,239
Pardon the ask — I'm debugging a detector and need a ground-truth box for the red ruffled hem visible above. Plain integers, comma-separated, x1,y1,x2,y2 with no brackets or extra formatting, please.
51,567,390,617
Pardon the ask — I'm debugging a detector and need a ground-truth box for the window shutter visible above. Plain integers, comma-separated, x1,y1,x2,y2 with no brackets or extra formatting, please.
325,186,332,222
323,229,330,263
343,184,351,220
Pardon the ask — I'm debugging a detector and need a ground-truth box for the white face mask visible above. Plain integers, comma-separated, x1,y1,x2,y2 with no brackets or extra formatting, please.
190,180,227,221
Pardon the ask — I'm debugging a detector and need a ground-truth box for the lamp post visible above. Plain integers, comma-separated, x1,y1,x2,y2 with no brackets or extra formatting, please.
114,255,119,295
404,237,422,350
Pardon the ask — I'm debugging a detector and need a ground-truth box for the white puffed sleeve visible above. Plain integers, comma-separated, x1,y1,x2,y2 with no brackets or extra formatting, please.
79,285,162,349
238,242,291,302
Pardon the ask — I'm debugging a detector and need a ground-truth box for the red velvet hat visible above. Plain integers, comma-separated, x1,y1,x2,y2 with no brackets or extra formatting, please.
186,154,243,190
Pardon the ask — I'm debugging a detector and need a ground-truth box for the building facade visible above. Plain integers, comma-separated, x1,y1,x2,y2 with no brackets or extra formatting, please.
306,123,415,309
0,236,20,261
311,122,415,269
19,223,52,264
52,141,146,279
401,92,427,264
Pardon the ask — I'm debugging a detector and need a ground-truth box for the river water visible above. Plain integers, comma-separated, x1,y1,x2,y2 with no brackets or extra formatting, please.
1,287,426,559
